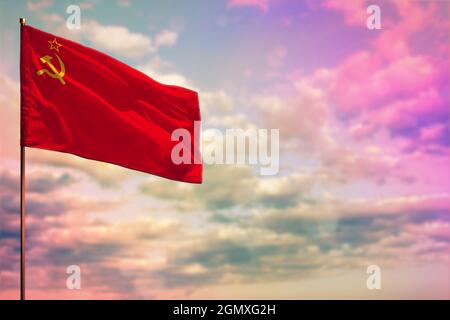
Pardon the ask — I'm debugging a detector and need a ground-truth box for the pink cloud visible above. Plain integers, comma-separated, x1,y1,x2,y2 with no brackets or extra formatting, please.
320,0,445,105
322,0,367,26
306,1,449,158
420,124,447,143
374,88,444,131
328,54,439,116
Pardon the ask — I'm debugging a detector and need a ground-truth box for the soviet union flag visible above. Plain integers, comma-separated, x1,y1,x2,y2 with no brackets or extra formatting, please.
20,24,202,183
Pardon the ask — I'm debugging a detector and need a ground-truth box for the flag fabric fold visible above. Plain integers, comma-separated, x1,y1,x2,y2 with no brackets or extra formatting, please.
20,25,202,183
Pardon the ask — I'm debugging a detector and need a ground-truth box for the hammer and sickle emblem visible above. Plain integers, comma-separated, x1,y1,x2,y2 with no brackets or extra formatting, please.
36,53,66,85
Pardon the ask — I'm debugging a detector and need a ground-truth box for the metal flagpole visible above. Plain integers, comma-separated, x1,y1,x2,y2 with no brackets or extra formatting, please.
20,146,25,300
19,17,26,301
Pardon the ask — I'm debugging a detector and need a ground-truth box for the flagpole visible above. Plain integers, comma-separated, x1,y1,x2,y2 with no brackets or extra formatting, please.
19,17,26,301
20,146,25,301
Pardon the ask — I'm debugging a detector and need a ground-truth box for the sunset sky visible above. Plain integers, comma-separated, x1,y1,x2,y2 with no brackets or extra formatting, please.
0,0,449,299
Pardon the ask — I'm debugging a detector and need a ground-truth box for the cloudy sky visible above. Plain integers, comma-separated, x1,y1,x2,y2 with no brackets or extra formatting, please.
0,0,449,299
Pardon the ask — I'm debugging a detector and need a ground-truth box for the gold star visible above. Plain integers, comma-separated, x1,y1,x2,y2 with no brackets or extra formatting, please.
48,38,62,52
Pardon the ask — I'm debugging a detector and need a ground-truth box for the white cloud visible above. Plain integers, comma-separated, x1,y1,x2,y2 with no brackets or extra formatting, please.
83,20,154,58
27,0,52,11
154,30,178,48
149,71,191,88
137,62,193,88
27,148,134,186
199,90,233,116
253,80,329,153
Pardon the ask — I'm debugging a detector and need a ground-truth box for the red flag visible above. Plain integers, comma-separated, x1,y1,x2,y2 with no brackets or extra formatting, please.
20,25,202,183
